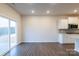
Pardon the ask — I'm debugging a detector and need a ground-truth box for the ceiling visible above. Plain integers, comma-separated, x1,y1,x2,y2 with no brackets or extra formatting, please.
8,3,79,16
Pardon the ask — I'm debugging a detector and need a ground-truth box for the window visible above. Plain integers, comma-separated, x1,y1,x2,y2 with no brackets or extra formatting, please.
0,16,17,55
10,20,17,48
0,17,9,55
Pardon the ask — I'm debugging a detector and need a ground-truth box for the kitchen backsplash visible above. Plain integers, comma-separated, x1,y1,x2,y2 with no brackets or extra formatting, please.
59,29,79,34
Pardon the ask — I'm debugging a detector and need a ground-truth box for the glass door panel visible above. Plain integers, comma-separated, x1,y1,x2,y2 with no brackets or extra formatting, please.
10,20,17,48
0,17,9,56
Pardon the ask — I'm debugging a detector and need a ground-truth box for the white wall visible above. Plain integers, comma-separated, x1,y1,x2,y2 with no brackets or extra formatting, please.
22,16,59,42
0,4,22,44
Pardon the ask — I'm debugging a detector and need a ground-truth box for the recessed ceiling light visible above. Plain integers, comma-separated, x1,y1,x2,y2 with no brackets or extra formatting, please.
74,9,78,13
32,10,35,14
46,10,50,14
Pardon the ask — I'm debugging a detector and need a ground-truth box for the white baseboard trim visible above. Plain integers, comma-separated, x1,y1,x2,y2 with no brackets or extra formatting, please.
21,42,59,44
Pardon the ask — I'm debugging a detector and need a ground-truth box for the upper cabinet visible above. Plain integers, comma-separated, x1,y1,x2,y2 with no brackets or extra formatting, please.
68,17,79,24
58,19,68,29
58,17,79,29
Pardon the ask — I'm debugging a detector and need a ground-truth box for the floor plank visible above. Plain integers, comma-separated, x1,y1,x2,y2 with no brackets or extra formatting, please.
5,43,79,56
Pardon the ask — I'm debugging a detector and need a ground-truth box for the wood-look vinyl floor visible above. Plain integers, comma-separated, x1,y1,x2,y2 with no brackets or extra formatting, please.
5,43,79,56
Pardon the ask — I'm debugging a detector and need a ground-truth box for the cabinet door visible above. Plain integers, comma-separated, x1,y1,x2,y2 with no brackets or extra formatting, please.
58,19,68,29
58,34,64,44
68,17,79,24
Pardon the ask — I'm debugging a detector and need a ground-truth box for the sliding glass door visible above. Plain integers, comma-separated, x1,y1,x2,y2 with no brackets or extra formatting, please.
0,17,9,55
0,16,17,56
10,20,17,48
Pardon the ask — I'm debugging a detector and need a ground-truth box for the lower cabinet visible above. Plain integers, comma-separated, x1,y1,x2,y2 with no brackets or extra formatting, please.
58,33,79,44
74,39,79,52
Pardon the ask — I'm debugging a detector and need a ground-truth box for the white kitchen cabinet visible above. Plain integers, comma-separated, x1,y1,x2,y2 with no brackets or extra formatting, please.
68,17,79,29
58,33,64,44
63,34,76,43
58,19,68,29
58,17,79,29
58,34,79,44
68,17,79,24
74,39,79,52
